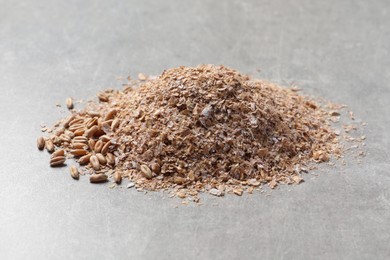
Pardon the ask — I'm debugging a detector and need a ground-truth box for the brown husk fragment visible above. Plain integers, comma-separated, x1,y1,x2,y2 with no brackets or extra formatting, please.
37,65,355,200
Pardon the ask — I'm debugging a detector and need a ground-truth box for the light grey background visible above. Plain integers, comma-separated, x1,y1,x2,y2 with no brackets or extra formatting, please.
0,0,389,259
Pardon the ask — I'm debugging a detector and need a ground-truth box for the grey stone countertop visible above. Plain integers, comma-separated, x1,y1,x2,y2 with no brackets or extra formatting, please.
0,0,389,259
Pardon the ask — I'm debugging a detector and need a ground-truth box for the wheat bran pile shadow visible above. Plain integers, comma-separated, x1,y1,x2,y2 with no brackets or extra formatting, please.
38,65,343,200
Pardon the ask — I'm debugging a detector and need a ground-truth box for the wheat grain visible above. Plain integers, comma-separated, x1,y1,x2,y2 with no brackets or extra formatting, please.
72,143,88,149
140,165,152,179
101,141,111,155
90,155,100,170
88,111,101,117
86,125,99,138
114,171,122,184
70,165,79,180
94,140,103,153
104,109,117,121
88,139,95,150
98,93,109,102
70,149,88,156
86,117,98,129
63,114,75,128
66,98,73,109
37,137,45,150
78,153,92,165
50,156,66,167
96,153,107,165
51,149,65,158
106,153,115,166
111,118,120,131
45,139,55,153
73,136,88,143
90,174,108,183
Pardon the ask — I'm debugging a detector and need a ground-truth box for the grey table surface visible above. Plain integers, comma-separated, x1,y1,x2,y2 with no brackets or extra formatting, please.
0,0,389,259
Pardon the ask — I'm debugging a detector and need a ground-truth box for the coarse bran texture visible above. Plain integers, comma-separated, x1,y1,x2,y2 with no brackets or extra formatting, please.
37,65,356,200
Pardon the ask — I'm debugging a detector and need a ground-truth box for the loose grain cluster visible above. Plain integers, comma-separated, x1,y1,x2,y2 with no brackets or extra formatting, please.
37,107,121,183
37,65,357,201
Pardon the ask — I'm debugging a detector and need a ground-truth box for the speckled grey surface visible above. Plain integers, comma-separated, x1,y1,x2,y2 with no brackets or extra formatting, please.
0,0,389,259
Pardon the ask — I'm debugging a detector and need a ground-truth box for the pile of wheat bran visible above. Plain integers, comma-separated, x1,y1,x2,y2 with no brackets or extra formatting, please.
38,65,348,201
